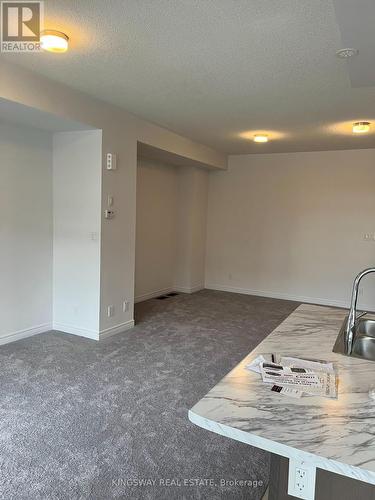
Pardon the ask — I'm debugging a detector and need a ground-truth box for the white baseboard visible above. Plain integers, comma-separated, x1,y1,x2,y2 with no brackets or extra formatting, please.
0,319,135,346
0,323,52,346
174,284,205,294
135,287,174,303
53,322,100,341
205,283,374,311
99,319,135,340
28,319,135,343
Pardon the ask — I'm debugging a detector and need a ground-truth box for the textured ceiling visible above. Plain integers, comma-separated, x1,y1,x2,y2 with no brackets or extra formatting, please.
1,0,375,154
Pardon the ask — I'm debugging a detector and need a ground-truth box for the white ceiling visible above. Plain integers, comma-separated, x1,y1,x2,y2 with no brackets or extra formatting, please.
1,0,375,154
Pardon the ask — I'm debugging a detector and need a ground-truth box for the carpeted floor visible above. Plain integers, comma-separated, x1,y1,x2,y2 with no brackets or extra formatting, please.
0,290,298,499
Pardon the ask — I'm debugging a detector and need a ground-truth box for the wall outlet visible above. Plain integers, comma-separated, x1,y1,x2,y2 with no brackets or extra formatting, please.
107,305,115,318
89,231,99,241
295,467,308,495
288,459,316,500
104,209,115,219
122,300,130,313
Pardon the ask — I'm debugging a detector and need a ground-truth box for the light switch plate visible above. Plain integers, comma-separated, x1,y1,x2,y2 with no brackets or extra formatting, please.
106,153,117,170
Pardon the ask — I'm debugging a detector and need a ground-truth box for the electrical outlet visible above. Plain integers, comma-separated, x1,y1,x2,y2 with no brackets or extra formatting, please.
89,231,99,241
107,305,115,318
104,209,115,220
295,467,308,494
122,300,130,313
288,459,316,500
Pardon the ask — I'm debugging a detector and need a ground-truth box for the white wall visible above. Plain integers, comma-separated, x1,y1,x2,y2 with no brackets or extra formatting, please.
135,158,179,301
206,149,375,310
135,160,209,301
53,131,102,338
0,59,227,338
175,166,209,293
0,121,53,344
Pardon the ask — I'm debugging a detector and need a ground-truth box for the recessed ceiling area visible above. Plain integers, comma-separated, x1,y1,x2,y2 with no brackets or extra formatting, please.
1,0,375,154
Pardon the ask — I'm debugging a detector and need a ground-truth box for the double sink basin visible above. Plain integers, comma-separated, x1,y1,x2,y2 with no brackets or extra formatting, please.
333,316,375,362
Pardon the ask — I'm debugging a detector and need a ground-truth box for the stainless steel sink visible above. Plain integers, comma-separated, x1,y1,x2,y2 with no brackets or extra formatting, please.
333,317,375,362
333,267,375,362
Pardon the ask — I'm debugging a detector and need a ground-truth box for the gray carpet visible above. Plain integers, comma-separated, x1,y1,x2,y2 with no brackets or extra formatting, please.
0,290,298,500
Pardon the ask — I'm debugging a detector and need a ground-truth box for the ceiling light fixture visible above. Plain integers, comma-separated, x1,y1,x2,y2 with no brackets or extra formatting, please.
336,48,359,59
40,30,69,53
352,121,371,134
253,134,269,143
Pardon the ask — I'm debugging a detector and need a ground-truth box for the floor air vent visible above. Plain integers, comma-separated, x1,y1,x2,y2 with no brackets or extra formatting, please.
155,292,179,300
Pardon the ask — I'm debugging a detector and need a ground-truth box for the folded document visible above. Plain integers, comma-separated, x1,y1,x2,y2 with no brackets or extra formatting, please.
246,354,338,399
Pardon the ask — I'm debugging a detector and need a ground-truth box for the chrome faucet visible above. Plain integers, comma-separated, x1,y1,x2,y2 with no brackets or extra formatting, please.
345,268,375,354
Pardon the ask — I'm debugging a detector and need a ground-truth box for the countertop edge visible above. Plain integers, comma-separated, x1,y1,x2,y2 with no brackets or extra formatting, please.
188,408,375,486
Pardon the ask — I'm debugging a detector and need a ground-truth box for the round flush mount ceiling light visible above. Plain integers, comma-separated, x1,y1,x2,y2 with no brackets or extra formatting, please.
253,134,269,143
336,48,359,59
40,30,69,53
353,121,371,134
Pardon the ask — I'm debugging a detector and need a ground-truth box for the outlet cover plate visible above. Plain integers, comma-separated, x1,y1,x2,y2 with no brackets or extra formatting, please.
288,458,316,500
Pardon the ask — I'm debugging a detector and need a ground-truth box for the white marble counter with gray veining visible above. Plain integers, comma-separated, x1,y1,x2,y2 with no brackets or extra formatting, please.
189,304,375,485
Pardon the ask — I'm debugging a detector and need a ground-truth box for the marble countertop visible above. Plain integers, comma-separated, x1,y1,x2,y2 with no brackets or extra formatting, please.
189,304,375,485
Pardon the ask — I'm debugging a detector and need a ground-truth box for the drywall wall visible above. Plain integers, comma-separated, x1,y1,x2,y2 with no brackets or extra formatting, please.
206,149,375,310
0,121,53,344
135,158,179,301
0,60,227,338
135,160,209,301
175,166,209,293
53,131,102,338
